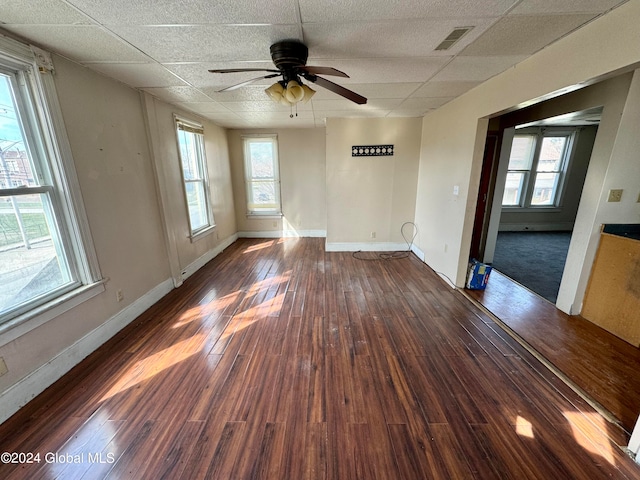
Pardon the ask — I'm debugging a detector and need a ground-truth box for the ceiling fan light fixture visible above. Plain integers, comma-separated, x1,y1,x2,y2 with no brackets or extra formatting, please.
265,82,284,102
301,84,316,103
284,80,305,103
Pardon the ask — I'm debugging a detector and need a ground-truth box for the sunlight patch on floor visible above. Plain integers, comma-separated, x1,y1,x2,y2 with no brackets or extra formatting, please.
515,415,535,439
100,334,207,401
564,411,616,466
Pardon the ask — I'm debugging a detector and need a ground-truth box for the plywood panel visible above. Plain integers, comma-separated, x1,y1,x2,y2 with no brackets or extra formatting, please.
583,233,640,346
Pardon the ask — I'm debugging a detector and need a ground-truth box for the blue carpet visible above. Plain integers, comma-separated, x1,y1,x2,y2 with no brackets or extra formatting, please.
492,231,572,304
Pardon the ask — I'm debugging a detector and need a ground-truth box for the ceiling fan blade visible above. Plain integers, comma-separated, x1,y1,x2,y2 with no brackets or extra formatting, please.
218,73,281,92
298,66,349,78
209,68,280,74
303,74,367,105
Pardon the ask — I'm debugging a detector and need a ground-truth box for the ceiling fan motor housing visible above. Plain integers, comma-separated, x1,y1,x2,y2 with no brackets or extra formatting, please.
270,40,309,71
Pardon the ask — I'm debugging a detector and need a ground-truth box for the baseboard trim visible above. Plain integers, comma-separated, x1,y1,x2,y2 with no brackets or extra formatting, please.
411,243,425,261
0,278,174,425
181,232,238,280
498,224,574,232
325,241,409,252
239,229,326,238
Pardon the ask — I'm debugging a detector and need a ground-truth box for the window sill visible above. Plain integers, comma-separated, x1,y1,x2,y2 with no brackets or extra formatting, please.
0,280,107,345
189,225,216,243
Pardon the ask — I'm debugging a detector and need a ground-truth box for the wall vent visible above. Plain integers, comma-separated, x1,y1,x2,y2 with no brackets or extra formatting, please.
435,27,474,51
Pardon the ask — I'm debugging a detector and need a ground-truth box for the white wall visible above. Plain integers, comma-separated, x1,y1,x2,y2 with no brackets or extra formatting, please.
227,128,326,237
142,93,237,283
560,68,640,313
414,0,640,314
325,117,422,251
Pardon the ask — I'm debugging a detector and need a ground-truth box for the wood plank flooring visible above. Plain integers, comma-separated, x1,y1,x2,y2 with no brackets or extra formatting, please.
1,238,639,479
467,269,640,437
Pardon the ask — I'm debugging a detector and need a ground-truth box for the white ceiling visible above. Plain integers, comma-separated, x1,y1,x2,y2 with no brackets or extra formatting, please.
0,0,628,129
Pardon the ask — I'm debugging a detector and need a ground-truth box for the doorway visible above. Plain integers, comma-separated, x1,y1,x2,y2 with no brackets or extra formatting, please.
471,107,601,304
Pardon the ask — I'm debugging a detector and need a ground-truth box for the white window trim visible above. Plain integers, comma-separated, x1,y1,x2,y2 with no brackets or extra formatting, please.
242,134,282,217
174,115,215,238
502,127,577,210
0,37,104,340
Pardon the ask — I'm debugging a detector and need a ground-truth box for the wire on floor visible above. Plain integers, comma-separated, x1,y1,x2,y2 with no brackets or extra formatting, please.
352,222,418,261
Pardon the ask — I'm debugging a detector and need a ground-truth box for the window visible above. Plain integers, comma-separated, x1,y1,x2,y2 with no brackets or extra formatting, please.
175,117,214,236
0,40,102,329
243,135,281,216
502,129,574,208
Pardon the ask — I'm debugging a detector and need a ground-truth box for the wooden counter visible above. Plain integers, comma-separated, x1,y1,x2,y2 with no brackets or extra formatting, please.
582,231,640,347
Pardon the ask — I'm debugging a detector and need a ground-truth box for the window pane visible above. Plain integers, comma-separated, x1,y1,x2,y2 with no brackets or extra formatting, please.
184,181,208,231
0,193,74,317
502,172,525,206
248,181,277,208
507,135,536,170
531,172,559,206
1,75,38,189
537,137,566,172
249,141,275,179
177,130,202,181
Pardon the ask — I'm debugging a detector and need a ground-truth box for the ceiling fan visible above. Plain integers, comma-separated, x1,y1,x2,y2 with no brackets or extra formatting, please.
208,40,367,106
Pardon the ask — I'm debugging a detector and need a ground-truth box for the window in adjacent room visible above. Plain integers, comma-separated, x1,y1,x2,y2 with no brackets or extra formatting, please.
502,129,574,208
0,40,102,330
175,117,214,237
243,135,281,216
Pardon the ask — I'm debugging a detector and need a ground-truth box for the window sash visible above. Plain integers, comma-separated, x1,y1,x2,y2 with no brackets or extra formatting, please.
0,39,102,328
175,117,213,235
243,136,281,215
503,130,573,208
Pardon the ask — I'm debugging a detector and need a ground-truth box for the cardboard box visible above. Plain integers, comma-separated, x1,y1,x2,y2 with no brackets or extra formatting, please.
466,260,492,290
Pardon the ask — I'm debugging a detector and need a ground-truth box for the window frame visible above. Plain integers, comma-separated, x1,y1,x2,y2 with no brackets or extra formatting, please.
0,39,103,338
174,115,215,240
242,135,282,217
502,128,576,210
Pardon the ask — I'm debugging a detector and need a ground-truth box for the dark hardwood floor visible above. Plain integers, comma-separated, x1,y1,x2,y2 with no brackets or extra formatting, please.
466,269,640,439
0,238,639,479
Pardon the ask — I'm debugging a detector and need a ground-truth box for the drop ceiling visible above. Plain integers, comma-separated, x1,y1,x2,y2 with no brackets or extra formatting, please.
0,0,628,129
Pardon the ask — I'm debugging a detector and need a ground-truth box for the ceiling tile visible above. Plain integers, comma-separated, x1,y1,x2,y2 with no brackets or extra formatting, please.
387,109,433,117
86,63,187,88
303,18,496,58
314,57,451,84
221,101,313,112
142,86,212,103
312,98,402,111
0,0,91,24
398,97,454,109
164,62,277,89
109,25,301,63
174,102,234,114
64,0,301,25
410,81,480,98
509,0,626,15
299,0,516,22
309,83,422,100
430,55,527,82
0,25,149,62
460,14,597,56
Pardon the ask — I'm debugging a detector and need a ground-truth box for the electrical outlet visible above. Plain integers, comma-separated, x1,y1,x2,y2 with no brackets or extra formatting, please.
370,231,376,239
637,191,640,203
0,357,8,377
607,189,623,202
444,243,448,253
116,289,124,302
